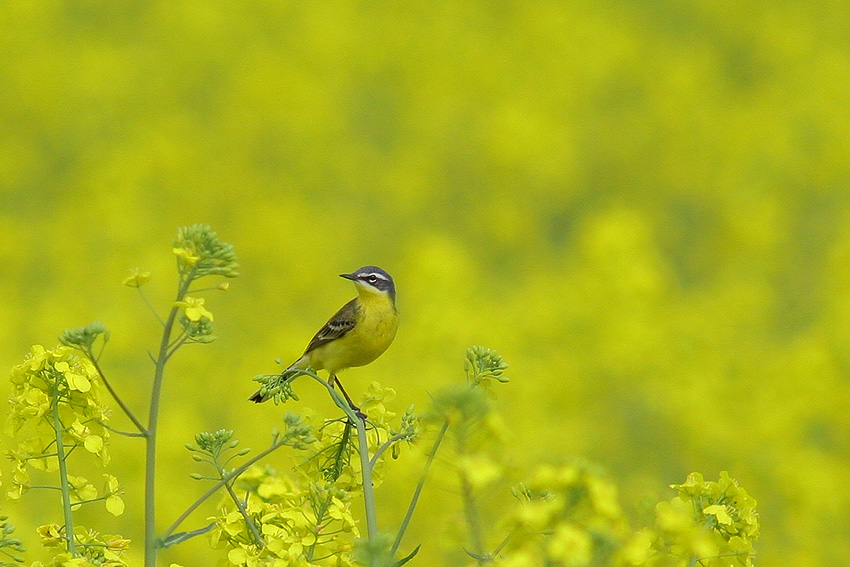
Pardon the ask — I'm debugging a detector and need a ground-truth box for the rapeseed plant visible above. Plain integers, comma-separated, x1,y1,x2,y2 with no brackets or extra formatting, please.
3,226,759,567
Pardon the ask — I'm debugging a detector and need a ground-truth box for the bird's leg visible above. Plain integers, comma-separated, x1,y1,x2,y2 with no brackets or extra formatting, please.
330,374,367,421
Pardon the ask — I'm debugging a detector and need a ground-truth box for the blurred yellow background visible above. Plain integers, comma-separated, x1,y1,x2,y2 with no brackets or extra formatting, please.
2,1,849,566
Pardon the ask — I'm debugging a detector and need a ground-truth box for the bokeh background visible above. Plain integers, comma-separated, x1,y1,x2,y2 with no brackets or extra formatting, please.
2,1,849,565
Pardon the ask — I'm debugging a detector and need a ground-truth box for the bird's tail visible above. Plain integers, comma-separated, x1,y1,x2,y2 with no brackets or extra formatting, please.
249,356,308,403
248,389,268,403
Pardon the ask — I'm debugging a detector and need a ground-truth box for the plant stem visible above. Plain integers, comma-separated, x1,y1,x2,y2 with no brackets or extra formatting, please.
490,528,518,558
161,437,289,542
222,477,263,547
88,355,146,434
355,415,379,564
52,386,77,555
460,471,485,560
370,431,408,467
275,370,380,557
145,275,191,567
306,496,332,562
390,419,449,558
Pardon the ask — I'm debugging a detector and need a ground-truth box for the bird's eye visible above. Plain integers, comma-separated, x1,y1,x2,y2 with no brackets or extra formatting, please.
367,275,377,284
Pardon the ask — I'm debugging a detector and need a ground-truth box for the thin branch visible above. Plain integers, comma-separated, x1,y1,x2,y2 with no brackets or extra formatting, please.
158,522,216,548
165,335,189,361
355,415,379,545
23,452,60,461
490,528,518,558
390,419,450,558
370,432,409,467
461,468,486,558
222,476,263,548
137,287,166,327
70,495,109,506
52,388,77,555
160,436,290,541
306,495,333,562
87,354,146,434
97,420,146,438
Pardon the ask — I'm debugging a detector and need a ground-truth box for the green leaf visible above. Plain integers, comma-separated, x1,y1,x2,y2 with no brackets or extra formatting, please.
393,544,421,567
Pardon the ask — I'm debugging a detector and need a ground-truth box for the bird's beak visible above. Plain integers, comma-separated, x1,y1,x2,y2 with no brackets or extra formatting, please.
339,272,357,281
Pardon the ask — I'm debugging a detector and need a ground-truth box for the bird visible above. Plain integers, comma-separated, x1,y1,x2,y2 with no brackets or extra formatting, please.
249,266,399,413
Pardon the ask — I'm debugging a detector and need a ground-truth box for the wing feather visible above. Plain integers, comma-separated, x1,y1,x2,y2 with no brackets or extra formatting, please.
303,299,358,354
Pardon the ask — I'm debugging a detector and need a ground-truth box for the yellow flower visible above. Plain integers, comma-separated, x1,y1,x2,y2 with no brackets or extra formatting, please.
703,504,733,526
328,496,358,533
105,474,120,492
122,268,151,288
104,474,124,516
655,497,693,533
227,546,249,565
68,475,98,506
26,344,49,373
7,461,30,499
84,434,104,454
618,529,655,565
457,454,502,489
106,536,130,552
546,523,593,565
587,475,622,519
37,523,65,547
175,296,214,322
173,246,200,266
106,494,125,516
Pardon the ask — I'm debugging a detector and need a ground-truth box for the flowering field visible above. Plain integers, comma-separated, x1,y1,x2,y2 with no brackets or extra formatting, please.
1,1,849,566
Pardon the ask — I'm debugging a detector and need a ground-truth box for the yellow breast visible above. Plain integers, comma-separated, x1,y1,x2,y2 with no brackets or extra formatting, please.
309,294,398,375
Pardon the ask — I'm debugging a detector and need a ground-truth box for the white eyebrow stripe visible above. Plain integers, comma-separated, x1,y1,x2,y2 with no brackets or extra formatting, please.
363,272,389,281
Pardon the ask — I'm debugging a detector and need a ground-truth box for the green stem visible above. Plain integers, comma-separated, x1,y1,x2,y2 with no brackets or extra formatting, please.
355,415,379,546
390,419,449,558
145,274,192,567
161,437,289,542
370,431,408,467
138,287,166,326
297,371,379,560
52,386,77,555
221,468,263,548
88,355,146,434
461,469,485,560
272,370,379,557
306,495,333,562
490,528,518,558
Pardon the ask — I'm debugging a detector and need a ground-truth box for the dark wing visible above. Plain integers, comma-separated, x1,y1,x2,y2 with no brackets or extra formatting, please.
303,298,359,354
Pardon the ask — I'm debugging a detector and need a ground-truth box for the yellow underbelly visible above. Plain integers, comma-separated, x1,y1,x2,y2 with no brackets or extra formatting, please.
307,300,398,375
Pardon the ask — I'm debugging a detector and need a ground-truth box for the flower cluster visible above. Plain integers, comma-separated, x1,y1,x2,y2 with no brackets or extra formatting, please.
207,385,418,566
499,463,628,567
34,524,129,567
358,382,419,465
5,344,126,565
172,224,240,280
625,472,759,567
210,466,358,567
5,345,118,511
464,346,509,397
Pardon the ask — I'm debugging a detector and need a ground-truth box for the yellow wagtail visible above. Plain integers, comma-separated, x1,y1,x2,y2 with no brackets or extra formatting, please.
249,266,399,412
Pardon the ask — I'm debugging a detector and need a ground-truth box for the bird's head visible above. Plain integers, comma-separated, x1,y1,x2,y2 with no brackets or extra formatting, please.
340,266,396,301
